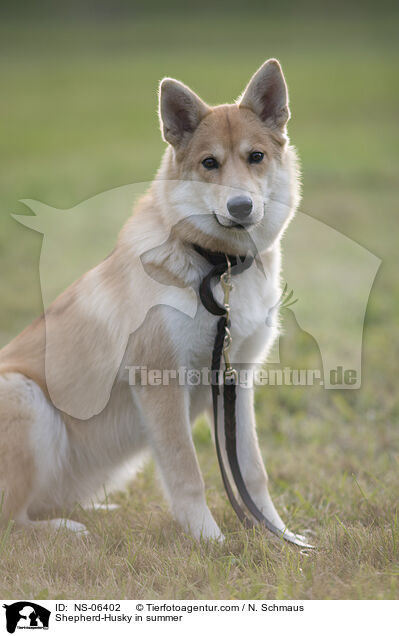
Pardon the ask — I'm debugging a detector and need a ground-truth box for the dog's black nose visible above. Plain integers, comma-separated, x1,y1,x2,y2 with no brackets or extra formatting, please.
227,195,253,220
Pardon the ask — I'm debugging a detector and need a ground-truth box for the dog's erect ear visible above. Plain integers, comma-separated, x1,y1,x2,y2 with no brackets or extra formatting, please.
239,59,290,129
159,78,210,147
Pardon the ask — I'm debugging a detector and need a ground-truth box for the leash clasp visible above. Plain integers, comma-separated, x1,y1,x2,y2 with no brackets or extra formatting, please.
220,265,233,322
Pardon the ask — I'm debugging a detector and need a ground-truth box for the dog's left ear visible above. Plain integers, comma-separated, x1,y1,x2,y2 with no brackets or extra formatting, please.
239,59,290,130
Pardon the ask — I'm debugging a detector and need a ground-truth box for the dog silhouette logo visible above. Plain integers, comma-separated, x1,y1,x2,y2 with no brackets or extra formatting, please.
2,602,50,633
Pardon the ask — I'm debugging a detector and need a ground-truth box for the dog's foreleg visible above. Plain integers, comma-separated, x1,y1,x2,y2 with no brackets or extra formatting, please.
135,384,223,541
235,383,289,533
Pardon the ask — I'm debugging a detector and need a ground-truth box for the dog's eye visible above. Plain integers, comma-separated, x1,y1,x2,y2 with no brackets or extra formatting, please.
249,151,264,164
202,156,219,170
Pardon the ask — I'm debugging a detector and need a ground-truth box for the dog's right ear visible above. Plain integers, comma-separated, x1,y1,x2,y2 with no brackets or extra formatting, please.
159,78,210,147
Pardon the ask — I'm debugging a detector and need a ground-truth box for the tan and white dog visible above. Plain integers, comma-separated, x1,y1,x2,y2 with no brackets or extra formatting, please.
0,59,300,540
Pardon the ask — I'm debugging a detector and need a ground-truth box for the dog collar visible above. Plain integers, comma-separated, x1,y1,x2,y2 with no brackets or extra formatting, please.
192,243,248,269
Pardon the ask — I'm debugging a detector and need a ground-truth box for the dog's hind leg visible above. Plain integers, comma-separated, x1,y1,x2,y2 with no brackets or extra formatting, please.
0,373,39,528
0,373,87,535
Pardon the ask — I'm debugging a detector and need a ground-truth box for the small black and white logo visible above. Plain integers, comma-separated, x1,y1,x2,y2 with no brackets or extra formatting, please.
2,602,50,633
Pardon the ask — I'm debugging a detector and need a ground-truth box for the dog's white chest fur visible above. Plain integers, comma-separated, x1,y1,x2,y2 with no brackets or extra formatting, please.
171,248,280,365
157,250,280,426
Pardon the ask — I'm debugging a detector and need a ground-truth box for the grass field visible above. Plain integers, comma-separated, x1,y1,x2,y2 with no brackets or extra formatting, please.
0,10,398,599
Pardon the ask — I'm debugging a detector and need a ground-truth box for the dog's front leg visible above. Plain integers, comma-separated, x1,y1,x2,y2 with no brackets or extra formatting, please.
135,384,223,541
235,382,288,533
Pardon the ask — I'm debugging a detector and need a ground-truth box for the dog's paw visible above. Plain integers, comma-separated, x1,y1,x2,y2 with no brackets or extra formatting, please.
205,529,225,543
50,518,89,535
25,517,89,536
199,516,225,542
177,506,224,542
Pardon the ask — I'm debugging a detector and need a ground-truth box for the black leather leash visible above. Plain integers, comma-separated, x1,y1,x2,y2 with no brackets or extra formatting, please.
193,243,313,548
